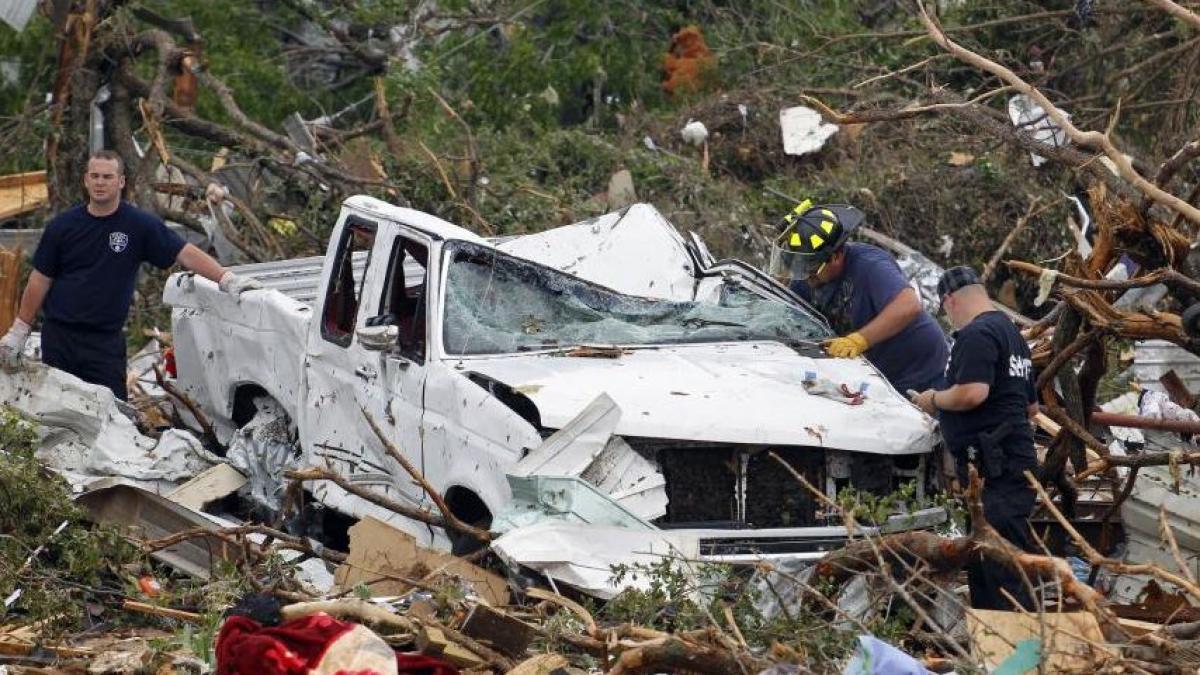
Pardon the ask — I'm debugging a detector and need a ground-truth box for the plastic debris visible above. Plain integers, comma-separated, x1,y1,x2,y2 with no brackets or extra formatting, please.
1007,94,1069,167
681,119,709,146
780,106,838,156
841,634,928,675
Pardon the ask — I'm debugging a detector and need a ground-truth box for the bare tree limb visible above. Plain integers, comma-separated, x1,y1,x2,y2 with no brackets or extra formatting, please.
360,406,492,543
917,3,1200,228
286,466,454,533
1008,259,1200,297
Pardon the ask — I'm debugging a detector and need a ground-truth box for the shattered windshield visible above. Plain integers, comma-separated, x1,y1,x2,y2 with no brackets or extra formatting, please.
442,241,830,356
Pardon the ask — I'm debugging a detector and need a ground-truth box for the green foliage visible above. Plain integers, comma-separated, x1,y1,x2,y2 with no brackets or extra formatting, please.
134,0,368,129
0,16,55,173
836,480,922,526
0,408,142,636
421,1,685,129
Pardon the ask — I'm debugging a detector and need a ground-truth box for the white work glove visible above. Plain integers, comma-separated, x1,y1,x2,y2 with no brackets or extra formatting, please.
218,271,263,296
0,318,32,371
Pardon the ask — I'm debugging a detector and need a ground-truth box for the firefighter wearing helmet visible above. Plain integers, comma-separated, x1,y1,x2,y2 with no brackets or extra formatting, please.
769,200,948,394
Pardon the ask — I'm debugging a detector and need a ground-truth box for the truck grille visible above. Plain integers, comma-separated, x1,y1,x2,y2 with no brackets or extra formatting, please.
654,445,826,528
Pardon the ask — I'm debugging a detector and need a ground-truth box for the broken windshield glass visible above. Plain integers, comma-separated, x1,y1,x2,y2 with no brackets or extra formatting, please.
442,241,830,356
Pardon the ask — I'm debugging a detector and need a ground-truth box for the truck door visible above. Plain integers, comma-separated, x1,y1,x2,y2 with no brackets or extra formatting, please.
357,231,433,507
303,217,425,509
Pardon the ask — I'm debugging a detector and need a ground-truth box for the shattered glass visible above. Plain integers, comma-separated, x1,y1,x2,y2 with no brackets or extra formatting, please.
442,241,830,356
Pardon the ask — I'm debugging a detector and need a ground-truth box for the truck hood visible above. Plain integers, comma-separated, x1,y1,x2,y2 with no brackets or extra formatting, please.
460,342,936,455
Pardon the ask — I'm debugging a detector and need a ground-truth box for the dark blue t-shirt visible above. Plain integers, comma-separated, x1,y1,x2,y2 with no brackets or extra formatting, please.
32,202,186,332
790,242,948,392
939,310,1036,453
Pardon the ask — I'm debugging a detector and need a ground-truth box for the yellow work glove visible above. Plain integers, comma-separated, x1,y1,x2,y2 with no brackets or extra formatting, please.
824,332,869,358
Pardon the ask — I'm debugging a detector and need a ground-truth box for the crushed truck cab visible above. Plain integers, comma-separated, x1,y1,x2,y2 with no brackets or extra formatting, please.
165,196,939,558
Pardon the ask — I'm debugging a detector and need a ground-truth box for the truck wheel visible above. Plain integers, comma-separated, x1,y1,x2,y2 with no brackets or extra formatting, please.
445,487,492,556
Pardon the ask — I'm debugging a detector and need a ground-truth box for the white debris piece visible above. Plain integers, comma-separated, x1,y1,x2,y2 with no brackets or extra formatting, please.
511,393,666,520
1007,94,1069,167
491,521,698,599
497,203,700,301
226,395,300,513
0,0,37,32
779,106,838,156
680,119,709,146
1,363,218,487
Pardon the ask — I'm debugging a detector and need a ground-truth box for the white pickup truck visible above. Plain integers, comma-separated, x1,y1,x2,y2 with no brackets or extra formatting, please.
165,196,939,555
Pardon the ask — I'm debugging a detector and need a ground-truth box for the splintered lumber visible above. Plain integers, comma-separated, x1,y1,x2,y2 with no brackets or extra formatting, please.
0,171,48,220
121,600,204,624
460,603,536,657
165,463,247,510
416,625,487,670
505,654,569,675
0,246,20,332
333,516,509,605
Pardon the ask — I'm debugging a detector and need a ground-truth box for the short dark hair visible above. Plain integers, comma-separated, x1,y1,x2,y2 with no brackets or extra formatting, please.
88,150,125,175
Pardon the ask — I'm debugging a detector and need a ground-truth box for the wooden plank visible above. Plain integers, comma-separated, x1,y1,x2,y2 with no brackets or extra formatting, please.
966,609,1113,671
0,246,20,332
0,171,48,220
1117,617,1163,638
416,625,486,670
334,516,510,606
0,171,45,189
505,654,569,675
1161,369,1197,409
460,603,536,657
165,463,247,511
1034,412,1061,436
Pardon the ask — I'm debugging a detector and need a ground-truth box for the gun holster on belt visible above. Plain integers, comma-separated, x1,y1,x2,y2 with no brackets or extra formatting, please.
968,421,1015,479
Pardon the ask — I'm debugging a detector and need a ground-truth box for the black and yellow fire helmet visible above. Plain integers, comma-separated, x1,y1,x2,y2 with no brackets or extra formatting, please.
768,200,865,279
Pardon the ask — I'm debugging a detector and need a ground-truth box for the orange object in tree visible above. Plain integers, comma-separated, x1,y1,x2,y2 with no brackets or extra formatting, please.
663,26,716,95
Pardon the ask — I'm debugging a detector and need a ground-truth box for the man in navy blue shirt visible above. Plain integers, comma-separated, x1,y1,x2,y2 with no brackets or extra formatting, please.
772,201,948,394
0,150,260,399
910,266,1039,610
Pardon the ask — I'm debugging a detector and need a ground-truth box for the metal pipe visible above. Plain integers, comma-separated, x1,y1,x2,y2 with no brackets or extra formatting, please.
1090,410,1200,435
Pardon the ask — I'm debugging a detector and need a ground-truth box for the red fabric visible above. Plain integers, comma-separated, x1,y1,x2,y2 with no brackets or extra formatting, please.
215,613,459,675
217,613,355,675
393,654,460,675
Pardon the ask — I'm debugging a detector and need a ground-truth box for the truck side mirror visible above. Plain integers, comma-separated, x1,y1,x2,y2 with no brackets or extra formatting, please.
357,324,398,351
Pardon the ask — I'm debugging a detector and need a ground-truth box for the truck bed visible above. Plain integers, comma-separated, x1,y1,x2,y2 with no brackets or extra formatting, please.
229,253,359,307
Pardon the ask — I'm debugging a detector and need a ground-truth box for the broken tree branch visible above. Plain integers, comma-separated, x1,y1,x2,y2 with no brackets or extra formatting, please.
1035,326,1104,394
360,406,492,543
143,523,346,565
285,466,453,533
1040,398,1111,457
801,85,1012,125
1078,450,1200,481
1007,260,1200,297
605,636,770,675
981,198,1057,284
917,4,1200,228
153,362,219,448
1153,136,1200,196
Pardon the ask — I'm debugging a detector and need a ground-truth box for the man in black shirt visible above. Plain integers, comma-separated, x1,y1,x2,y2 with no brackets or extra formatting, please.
0,150,260,399
909,266,1039,610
